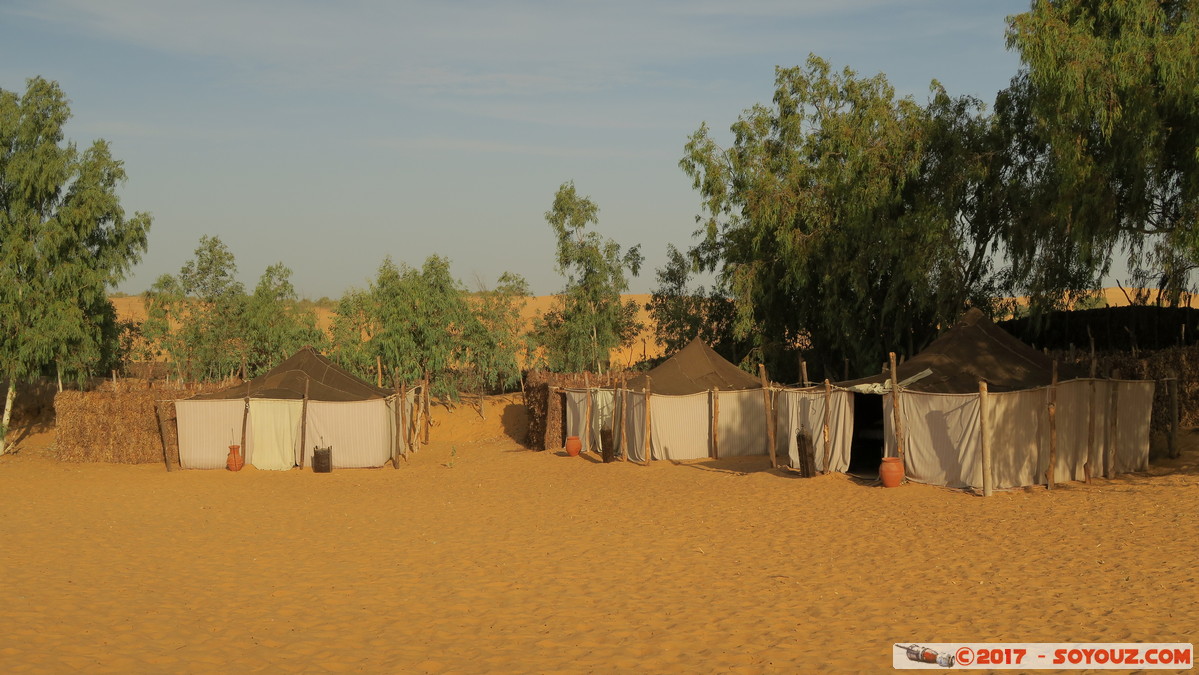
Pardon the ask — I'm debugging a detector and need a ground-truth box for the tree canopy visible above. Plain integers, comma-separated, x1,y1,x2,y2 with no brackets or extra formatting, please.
679,57,1004,376
0,76,150,452
531,181,643,373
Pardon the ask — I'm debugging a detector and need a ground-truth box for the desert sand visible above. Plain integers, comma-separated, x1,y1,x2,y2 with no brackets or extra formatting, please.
2,396,1198,673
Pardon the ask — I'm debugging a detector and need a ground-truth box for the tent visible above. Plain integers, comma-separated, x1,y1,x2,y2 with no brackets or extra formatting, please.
776,309,1154,489
174,347,419,470
564,338,771,462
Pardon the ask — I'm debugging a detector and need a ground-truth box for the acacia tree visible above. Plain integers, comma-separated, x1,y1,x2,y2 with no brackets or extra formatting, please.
465,272,530,393
241,263,326,376
143,235,246,381
1003,0,1199,305
647,244,742,361
532,181,643,373
0,77,150,453
680,57,1004,376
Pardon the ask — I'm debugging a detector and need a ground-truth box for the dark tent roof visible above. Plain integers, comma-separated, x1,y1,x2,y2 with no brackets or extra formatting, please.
624,338,761,395
839,308,1064,394
191,347,390,401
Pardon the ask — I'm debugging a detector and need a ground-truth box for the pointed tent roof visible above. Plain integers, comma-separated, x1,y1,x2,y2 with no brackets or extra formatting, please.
624,337,761,395
839,308,1063,394
191,347,390,401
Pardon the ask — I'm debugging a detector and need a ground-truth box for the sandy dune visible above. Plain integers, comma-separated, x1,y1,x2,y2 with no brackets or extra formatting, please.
2,396,1198,672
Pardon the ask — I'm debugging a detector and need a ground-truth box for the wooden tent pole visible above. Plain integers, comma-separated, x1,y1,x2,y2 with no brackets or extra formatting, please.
619,377,628,461
980,380,993,497
422,370,431,445
822,379,833,474
298,376,309,469
1106,371,1120,479
391,373,402,468
155,401,173,472
398,379,408,463
1085,378,1096,483
800,357,809,387
583,372,592,455
376,355,383,388
643,376,653,464
240,381,250,465
758,364,777,469
889,352,905,463
710,388,720,460
1049,362,1061,479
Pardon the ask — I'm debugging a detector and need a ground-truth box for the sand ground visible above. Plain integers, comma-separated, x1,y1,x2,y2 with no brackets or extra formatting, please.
2,396,1198,673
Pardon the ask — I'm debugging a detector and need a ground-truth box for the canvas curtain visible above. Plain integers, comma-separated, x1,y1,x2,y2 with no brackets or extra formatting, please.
714,390,768,457
564,389,617,454
249,399,303,470
175,399,248,469
301,399,394,468
884,379,1154,489
776,388,854,472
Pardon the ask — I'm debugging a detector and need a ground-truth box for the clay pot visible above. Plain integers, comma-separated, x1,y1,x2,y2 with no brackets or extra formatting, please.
880,456,904,487
565,436,582,457
226,444,244,472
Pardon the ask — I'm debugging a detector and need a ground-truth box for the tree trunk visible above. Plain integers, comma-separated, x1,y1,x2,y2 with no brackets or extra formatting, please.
0,380,16,455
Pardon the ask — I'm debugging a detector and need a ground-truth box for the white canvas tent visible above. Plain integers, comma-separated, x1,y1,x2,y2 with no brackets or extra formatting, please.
175,348,419,470
563,339,771,462
773,310,1157,490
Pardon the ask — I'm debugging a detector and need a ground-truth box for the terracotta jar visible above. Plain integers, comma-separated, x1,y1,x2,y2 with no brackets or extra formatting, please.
880,456,904,487
565,436,582,457
226,445,244,472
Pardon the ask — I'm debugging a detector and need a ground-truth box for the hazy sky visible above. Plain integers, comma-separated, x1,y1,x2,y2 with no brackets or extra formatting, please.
2,0,1030,298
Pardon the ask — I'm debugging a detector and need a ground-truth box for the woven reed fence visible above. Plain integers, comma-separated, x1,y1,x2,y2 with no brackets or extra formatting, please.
525,370,629,451
54,379,231,464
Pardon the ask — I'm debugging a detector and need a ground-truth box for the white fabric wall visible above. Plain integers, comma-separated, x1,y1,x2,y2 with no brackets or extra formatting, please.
882,379,1154,489
714,390,768,457
649,393,711,461
175,399,247,469
564,389,616,453
776,388,854,472
621,391,649,462
302,399,393,468
249,399,303,470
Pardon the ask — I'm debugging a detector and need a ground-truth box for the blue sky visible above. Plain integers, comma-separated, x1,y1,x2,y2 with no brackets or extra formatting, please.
2,0,1030,298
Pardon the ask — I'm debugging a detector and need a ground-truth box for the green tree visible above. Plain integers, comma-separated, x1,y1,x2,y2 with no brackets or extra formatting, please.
465,272,530,393
0,77,150,453
680,57,1004,376
532,181,643,373
1003,0,1199,305
647,244,742,361
143,235,246,381
242,263,326,376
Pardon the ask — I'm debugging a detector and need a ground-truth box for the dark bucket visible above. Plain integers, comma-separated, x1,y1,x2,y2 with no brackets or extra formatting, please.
313,446,333,473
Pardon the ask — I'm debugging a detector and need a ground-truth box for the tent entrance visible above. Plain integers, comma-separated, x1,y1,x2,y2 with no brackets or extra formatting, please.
848,393,884,477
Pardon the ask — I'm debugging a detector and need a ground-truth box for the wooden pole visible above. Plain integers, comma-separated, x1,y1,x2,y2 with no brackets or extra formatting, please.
298,376,309,469
1106,373,1119,479
583,373,592,455
155,401,173,472
1046,361,1058,490
619,377,628,461
642,376,653,463
800,358,809,387
240,381,250,464
422,370,431,445
758,364,777,469
889,352,905,463
822,379,833,474
1085,379,1096,484
709,389,718,459
376,355,383,387
979,380,993,497
398,379,408,465
1169,376,1180,459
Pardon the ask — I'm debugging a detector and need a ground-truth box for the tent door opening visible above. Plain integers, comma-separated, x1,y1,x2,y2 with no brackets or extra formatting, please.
848,393,884,477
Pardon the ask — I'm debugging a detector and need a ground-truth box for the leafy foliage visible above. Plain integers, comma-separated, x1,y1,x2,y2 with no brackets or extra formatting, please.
0,77,150,450
531,181,643,373
646,244,744,363
1003,0,1199,306
680,57,1004,376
